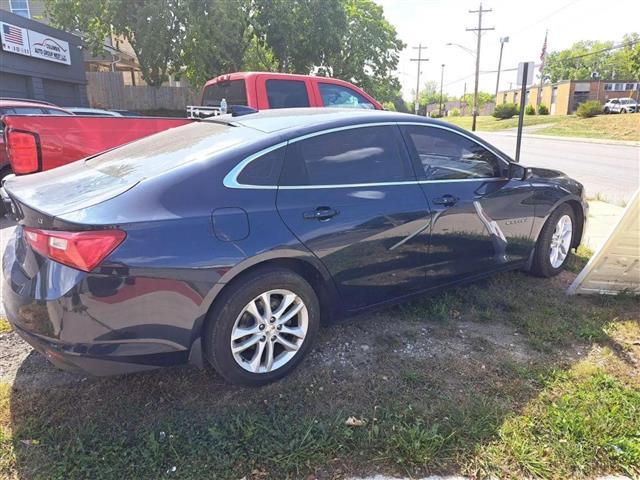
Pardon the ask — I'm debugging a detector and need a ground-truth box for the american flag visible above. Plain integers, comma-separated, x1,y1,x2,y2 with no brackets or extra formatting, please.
539,31,548,73
2,24,23,45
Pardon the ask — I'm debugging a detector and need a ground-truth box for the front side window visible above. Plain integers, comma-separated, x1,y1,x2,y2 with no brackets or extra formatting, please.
265,80,310,109
401,125,504,180
319,83,375,109
280,126,410,186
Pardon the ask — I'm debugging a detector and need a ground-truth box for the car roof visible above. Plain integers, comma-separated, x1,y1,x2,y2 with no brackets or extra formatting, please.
0,99,69,111
67,107,121,115
227,107,448,136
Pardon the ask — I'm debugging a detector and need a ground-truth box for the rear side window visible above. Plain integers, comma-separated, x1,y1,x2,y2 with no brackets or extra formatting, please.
319,83,374,109
280,126,410,186
401,125,504,180
265,80,310,109
237,146,285,186
202,80,247,106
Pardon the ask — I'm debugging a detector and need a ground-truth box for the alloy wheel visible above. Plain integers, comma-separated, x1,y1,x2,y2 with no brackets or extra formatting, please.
230,289,308,374
549,214,572,268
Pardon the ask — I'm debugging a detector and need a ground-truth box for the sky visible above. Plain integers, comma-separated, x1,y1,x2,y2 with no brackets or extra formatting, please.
374,0,640,100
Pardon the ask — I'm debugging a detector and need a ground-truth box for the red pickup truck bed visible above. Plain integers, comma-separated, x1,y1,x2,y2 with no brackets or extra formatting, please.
2,115,192,175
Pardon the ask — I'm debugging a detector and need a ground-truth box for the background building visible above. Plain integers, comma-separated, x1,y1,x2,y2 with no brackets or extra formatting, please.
0,9,88,105
497,79,640,115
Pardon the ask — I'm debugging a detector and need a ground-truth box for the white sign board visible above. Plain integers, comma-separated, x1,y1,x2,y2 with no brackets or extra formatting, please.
568,189,640,295
1,22,30,56
27,29,71,65
1,21,71,65
517,61,535,86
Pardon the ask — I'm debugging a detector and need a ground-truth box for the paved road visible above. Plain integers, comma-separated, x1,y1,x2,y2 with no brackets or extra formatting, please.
478,132,639,205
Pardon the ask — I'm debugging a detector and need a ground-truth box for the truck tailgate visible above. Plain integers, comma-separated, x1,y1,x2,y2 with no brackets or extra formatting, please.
2,115,193,174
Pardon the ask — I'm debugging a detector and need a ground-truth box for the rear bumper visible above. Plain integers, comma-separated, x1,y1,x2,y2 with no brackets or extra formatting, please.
2,232,196,376
8,321,181,375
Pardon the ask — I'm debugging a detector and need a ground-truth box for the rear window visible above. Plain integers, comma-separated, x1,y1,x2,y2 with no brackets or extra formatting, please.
265,80,310,109
202,80,247,106
85,122,263,182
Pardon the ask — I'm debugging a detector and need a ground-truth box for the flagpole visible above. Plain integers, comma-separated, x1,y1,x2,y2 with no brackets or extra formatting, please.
536,30,548,112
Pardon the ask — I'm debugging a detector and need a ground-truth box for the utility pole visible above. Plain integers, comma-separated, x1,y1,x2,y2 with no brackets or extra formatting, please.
410,44,429,115
439,64,445,117
461,82,467,114
466,3,494,131
495,36,509,100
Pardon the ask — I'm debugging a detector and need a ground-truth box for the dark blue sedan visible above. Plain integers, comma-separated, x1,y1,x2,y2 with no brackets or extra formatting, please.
2,109,587,385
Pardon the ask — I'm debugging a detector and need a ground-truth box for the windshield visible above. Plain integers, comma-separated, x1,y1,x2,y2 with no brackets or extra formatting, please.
85,121,264,182
202,80,247,107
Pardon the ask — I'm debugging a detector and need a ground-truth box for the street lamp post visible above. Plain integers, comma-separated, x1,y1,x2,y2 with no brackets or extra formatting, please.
495,36,509,100
439,64,445,117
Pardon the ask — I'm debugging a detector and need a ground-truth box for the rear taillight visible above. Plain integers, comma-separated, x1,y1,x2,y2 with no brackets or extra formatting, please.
24,228,126,272
6,131,40,174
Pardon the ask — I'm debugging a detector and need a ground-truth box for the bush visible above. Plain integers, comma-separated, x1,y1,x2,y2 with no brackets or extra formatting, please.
382,101,396,111
525,104,536,115
429,111,443,118
538,104,549,115
449,108,461,117
493,103,519,119
576,100,603,118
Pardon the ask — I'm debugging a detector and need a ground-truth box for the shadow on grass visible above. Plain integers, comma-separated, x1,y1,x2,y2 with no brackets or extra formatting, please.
4,271,639,479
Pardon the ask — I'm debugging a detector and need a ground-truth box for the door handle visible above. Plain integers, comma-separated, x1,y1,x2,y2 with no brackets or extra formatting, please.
303,206,339,221
432,195,459,207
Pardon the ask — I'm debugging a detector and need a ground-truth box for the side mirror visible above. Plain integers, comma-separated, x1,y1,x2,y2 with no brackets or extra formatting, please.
508,162,528,181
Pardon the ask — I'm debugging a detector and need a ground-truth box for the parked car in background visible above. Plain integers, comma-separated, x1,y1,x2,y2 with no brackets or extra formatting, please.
2,108,587,386
66,107,123,116
189,72,382,118
111,109,142,117
603,97,638,114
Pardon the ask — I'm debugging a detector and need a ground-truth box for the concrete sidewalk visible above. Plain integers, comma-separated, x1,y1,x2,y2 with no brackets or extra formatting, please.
583,200,626,251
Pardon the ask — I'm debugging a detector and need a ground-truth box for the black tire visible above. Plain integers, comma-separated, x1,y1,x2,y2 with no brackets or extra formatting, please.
621,108,627,114
203,267,320,386
530,204,575,277
604,107,610,114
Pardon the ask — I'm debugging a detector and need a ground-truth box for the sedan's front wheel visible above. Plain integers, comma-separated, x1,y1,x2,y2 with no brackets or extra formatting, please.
204,267,320,386
530,204,575,277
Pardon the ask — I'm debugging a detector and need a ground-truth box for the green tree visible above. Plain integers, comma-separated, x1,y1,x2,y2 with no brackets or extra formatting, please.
179,0,250,88
543,35,640,82
251,0,346,74
46,0,182,87
418,81,447,107
318,0,405,103
461,92,494,111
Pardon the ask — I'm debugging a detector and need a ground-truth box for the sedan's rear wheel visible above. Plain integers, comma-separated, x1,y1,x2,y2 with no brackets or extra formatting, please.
204,267,319,386
530,204,575,277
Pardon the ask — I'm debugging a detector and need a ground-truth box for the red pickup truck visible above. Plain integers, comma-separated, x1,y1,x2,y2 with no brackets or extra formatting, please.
200,72,382,110
1,72,380,177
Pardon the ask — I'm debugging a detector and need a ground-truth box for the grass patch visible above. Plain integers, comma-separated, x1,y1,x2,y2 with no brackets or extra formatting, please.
0,318,12,333
444,115,563,132
472,366,640,478
536,113,640,141
444,113,640,141
0,268,638,479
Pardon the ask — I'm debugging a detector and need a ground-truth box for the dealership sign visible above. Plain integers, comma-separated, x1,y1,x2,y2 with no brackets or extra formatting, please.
1,21,71,65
